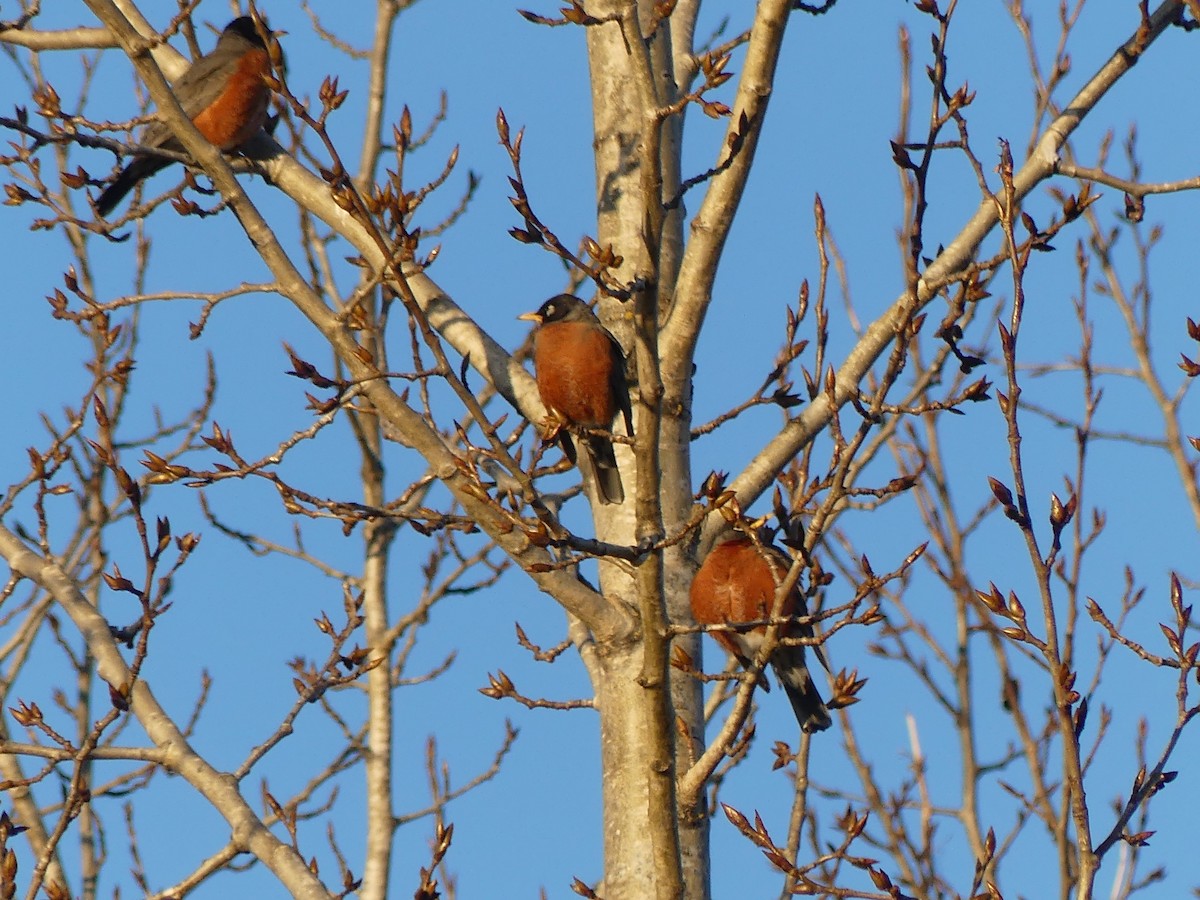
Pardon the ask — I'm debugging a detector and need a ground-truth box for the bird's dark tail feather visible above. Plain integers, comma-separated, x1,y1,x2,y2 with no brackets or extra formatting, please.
772,648,832,734
96,156,170,217
582,436,624,505
556,432,578,465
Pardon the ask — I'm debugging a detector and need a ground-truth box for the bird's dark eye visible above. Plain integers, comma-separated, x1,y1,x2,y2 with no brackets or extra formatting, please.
546,303,557,317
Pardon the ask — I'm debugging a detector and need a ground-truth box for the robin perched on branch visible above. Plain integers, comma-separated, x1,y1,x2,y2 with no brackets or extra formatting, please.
690,535,832,734
95,16,274,217
518,294,634,505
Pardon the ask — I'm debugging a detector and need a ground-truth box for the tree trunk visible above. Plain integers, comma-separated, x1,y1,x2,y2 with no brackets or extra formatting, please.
586,3,707,897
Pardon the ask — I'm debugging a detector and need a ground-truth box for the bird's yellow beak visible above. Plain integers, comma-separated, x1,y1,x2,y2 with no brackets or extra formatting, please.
517,311,542,323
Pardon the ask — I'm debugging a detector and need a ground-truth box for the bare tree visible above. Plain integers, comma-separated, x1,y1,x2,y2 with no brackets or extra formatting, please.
2,1,1199,898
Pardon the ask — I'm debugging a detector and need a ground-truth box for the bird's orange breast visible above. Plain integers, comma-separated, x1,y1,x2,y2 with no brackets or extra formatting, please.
532,321,619,427
190,48,271,149
690,538,798,627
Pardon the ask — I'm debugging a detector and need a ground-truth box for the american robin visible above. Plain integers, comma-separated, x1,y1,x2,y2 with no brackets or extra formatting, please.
96,16,273,217
518,294,634,505
690,535,832,733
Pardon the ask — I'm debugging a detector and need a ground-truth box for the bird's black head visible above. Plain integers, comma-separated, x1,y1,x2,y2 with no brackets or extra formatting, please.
535,294,588,324
223,16,268,48
517,294,599,328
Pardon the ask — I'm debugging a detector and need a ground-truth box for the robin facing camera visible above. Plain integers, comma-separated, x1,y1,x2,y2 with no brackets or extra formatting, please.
96,16,274,217
691,535,832,734
519,294,634,505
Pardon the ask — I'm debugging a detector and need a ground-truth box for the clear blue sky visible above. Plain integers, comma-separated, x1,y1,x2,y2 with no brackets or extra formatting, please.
4,2,1199,897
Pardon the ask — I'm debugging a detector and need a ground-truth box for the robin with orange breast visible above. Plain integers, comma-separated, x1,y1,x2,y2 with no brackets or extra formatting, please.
96,16,274,217
690,535,832,733
518,294,634,505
